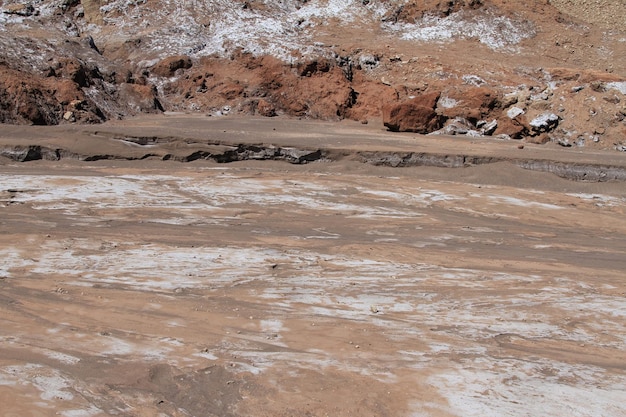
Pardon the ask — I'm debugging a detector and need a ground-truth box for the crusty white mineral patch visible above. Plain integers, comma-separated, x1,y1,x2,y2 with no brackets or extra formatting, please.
1,164,624,416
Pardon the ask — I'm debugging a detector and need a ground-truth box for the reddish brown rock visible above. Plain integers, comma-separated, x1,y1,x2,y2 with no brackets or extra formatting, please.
495,115,529,139
161,54,357,119
57,59,92,87
257,59,355,119
53,79,87,105
526,133,551,144
382,92,445,133
345,71,399,121
441,87,502,123
218,82,245,100
297,58,332,77
0,67,60,125
256,98,276,117
118,83,163,113
151,55,193,77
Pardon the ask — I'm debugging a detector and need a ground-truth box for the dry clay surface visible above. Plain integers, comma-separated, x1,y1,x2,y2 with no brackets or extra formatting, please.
1,118,626,416
550,0,626,28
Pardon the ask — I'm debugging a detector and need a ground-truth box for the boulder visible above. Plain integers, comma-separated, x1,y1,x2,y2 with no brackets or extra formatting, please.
507,106,525,119
151,55,192,77
431,117,474,136
118,83,164,113
256,98,276,117
496,115,529,139
358,54,380,70
62,111,75,122
529,112,560,133
431,118,497,137
383,92,445,133
526,133,551,144
479,119,498,136
439,87,501,123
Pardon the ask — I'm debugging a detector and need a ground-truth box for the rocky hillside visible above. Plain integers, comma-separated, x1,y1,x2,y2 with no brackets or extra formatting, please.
1,0,625,149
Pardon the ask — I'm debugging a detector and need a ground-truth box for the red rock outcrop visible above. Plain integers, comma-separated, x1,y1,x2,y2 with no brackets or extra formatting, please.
159,54,358,120
0,66,62,125
440,87,502,123
150,55,193,77
495,115,529,139
382,92,445,133
118,84,164,113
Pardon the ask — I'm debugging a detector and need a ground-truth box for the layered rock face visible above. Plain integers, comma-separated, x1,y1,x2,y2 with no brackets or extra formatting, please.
0,0,624,148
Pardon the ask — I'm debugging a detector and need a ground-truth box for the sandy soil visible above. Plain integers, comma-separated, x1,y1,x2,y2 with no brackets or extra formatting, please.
550,0,626,28
0,116,625,416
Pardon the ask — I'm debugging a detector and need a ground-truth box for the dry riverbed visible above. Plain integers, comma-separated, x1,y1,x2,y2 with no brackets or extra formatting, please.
0,116,625,416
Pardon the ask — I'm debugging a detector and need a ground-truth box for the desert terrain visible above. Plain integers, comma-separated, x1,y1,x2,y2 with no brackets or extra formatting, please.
1,115,625,416
1,0,626,148
1,0,625,415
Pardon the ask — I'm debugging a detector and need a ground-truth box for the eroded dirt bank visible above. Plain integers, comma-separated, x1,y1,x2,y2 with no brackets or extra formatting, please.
2,115,626,181
1,117,625,416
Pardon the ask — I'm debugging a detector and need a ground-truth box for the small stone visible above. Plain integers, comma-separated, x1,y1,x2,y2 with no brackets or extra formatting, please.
482,119,498,136
501,93,518,108
69,99,84,110
359,54,379,70
507,106,525,119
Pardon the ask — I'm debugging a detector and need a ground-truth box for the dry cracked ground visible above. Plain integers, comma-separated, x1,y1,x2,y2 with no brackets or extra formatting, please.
0,116,625,416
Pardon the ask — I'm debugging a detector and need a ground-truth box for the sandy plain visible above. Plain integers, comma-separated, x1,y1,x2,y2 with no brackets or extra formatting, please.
0,115,625,416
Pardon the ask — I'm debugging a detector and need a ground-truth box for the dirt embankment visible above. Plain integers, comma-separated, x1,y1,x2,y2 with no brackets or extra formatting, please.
1,115,626,182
